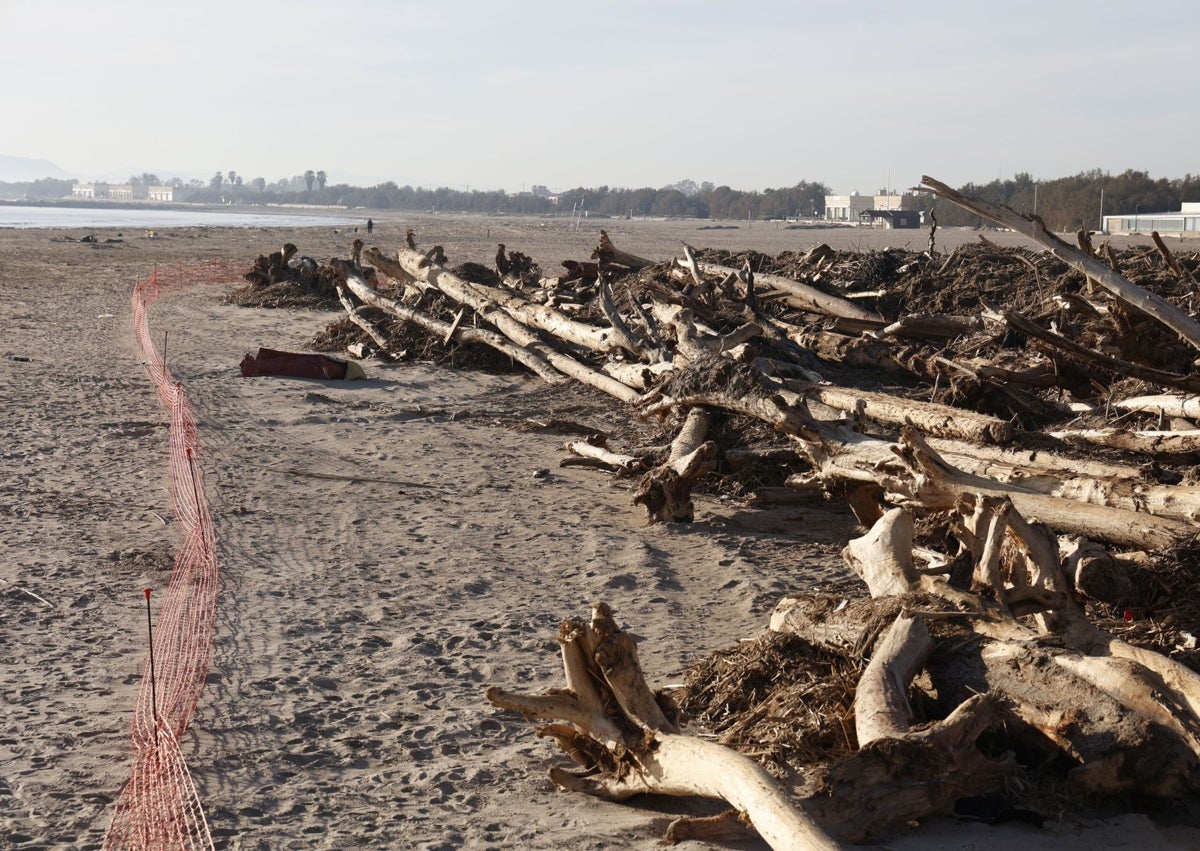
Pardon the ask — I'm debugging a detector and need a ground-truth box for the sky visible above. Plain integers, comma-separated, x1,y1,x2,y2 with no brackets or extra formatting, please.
0,0,1195,194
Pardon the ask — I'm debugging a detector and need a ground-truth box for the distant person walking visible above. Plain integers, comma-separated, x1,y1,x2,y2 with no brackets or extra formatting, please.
366,218,374,234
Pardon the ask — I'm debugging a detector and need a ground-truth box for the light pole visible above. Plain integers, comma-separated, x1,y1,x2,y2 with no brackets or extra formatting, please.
1135,203,1141,233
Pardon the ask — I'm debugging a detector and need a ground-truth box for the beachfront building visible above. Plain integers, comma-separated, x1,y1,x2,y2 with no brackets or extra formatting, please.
1102,202,1200,236
824,192,873,222
72,183,105,198
69,182,174,201
825,190,923,224
860,209,922,229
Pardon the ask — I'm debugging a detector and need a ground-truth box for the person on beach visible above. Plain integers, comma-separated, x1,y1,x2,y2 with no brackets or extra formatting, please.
366,218,374,234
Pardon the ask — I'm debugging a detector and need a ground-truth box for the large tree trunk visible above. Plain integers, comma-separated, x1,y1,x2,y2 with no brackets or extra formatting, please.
800,384,1015,444
1049,427,1200,455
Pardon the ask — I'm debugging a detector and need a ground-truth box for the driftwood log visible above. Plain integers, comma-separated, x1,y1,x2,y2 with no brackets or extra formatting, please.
351,246,642,402
486,602,841,851
491,502,1200,845
256,206,1200,847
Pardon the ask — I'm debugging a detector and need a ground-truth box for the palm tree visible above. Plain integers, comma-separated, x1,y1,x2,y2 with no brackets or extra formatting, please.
304,170,316,192
316,170,327,191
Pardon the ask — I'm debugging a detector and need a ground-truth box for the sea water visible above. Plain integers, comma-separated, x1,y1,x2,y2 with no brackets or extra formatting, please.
0,204,361,229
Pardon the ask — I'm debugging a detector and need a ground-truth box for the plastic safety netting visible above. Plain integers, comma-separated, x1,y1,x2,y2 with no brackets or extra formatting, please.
104,262,246,850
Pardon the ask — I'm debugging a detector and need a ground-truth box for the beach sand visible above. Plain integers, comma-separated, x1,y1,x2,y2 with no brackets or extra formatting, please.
3,215,1198,849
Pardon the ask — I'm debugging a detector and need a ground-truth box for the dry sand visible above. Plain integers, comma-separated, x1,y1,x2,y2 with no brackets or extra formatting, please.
2,214,1198,849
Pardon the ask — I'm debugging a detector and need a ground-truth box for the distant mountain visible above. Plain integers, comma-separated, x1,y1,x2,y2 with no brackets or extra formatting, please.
0,154,73,182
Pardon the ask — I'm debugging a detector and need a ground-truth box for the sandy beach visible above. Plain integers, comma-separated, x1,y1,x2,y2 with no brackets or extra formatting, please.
3,214,1199,850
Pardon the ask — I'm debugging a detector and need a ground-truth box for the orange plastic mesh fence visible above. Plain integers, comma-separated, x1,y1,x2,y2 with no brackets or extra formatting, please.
104,262,246,850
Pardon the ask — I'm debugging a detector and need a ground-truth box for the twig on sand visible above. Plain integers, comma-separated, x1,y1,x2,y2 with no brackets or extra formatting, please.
269,465,439,489
3,582,53,608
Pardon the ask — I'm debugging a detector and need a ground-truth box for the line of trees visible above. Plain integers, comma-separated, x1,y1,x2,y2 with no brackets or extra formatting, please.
3,169,1199,229
167,177,832,220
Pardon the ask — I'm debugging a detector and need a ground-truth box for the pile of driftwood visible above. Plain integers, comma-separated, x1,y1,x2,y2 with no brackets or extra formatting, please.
235,177,1200,847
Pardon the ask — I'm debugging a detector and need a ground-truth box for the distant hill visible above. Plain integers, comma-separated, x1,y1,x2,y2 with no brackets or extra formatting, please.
0,154,72,182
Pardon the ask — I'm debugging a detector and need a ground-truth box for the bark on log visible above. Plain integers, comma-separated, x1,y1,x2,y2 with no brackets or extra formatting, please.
594,359,671,392
561,439,652,475
871,313,983,341
1113,394,1200,419
843,507,919,597
640,360,1200,534
774,592,1200,801
794,410,1200,525
379,243,638,358
801,384,1015,445
649,302,761,365
779,323,911,375
597,279,661,361
361,245,421,293
1059,535,1133,603
335,285,394,356
853,615,934,746
1050,427,1200,456
921,439,1200,523
778,504,1200,795
921,175,1200,355
638,358,817,439
441,265,630,357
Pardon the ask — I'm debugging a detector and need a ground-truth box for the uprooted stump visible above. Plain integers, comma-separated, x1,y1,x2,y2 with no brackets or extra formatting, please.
485,602,841,851
489,499,1200,846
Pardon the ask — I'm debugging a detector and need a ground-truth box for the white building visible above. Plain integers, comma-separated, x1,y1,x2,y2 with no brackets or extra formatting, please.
1102,202,1200,236
825,190,919,223
70,182,174,201
824,192,874,222
72,183,104,198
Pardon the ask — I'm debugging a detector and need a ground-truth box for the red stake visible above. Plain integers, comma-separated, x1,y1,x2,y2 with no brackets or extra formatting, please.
144,588,160,746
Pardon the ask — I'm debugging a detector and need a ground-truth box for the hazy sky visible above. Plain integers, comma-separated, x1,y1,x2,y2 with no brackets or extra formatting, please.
1,0,1194,193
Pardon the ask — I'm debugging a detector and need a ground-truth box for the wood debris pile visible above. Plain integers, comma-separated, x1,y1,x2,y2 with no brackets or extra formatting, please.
235,178,1200,847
